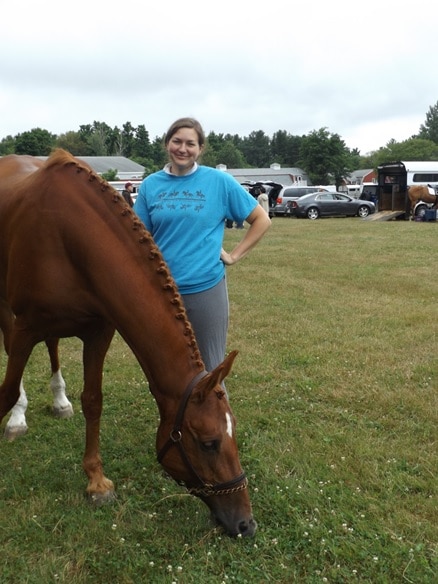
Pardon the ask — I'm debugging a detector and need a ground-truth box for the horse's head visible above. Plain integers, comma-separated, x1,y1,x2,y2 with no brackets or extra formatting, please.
156,350,256,537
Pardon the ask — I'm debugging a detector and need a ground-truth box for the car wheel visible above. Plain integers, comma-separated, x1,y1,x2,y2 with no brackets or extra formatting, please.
415,205,427,218
357,205,370,218
307,207,320,220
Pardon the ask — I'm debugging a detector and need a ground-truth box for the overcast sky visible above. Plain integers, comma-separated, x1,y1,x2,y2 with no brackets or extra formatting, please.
2,0,437,155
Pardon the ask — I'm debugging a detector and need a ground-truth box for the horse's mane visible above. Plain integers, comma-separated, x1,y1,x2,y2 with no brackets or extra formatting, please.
43,149,203,368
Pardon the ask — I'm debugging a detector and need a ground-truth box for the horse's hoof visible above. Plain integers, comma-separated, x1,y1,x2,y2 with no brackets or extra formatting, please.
53,404,74,419
4,424,28,441
87,490,117,507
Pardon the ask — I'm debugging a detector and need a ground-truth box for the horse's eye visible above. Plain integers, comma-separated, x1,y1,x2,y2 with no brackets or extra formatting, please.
201,440,219,452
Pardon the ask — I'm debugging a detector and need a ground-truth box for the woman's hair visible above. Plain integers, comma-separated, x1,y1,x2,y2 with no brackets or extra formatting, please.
164,117,206,147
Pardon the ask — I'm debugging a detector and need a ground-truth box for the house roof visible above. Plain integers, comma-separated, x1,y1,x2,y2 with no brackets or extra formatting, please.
222,166,310,186
33,155,146,180
348,169,374,183
77,156,145,177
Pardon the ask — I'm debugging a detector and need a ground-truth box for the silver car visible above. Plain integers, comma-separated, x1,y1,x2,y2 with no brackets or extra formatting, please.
273,186,329,216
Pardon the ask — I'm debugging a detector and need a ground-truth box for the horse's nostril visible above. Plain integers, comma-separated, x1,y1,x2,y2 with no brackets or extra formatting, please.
238,518,257,536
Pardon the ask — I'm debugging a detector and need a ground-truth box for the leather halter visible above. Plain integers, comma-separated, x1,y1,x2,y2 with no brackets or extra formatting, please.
157,370,248,497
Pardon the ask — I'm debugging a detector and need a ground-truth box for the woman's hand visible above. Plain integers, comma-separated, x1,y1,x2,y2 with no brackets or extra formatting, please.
221,206,271,266
221,248,235,265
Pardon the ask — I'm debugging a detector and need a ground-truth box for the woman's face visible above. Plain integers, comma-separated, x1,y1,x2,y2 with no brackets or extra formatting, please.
167,127,203,175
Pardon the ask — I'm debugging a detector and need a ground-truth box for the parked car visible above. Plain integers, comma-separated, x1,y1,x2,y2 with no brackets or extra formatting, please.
291,192,376,219
273,186,329,216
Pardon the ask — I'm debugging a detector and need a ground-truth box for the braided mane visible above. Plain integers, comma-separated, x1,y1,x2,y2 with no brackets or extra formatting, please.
44,149,203,368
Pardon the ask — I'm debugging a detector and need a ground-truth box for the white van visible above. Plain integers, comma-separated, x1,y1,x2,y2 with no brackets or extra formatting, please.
339,185,361,199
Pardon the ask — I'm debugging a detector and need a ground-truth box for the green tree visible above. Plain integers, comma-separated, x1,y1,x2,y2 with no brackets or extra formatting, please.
202,135,249,168
15,128,57,155
200,142,218,167
114,122,136,157
106,126,123,155
0,135,16,155
417,101,438,144
216,141,248,168
271,130,302,166
133,125,152,160
150,135,167,169
206,131,227,153
299,128,352,186
101,169,119,180
79,121,112,155
373,137,438,166
55,131,89,155
240,130,271,167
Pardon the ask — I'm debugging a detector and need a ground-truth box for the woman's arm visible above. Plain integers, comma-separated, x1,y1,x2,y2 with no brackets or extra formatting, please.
221,205,271,265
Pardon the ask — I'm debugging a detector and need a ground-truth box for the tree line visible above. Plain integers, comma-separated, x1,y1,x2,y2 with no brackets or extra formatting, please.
1,102,438,185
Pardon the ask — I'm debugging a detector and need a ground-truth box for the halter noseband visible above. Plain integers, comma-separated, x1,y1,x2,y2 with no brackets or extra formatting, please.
157,370,248,497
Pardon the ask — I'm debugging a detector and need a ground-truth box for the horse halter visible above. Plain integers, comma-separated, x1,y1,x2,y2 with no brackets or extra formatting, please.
157,370,248,497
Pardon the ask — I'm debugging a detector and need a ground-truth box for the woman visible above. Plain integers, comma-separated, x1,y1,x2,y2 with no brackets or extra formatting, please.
134,117,271,373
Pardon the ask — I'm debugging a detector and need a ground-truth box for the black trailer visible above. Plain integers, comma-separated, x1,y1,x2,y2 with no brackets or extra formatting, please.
376,161,410,219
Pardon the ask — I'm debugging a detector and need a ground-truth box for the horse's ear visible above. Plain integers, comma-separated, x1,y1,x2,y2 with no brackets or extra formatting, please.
215,349,238,382
192,350,238,403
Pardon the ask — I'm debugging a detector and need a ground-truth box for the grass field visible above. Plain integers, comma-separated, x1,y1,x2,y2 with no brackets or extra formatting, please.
1,217,437,583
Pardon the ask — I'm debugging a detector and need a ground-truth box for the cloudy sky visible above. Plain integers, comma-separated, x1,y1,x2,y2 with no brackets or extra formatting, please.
2,0,437,155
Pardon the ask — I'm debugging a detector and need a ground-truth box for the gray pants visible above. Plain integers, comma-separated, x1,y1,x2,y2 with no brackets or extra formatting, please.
182,277,229,372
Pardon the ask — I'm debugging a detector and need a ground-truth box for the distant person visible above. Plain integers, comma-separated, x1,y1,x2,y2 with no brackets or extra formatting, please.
134,117,271,373
257,186,269,214
121,182,134,207
284,200,294,217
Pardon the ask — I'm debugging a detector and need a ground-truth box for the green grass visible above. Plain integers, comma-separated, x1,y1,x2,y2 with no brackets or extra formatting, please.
1,217,437,583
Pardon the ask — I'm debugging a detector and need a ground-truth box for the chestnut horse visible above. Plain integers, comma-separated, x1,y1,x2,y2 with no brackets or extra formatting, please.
408,185,438,217
0,156,73,438
0,150,255,537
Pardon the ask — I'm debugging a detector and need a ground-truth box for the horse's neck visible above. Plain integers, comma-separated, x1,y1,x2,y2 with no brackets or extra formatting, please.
82,229,204,399
116,291,203,400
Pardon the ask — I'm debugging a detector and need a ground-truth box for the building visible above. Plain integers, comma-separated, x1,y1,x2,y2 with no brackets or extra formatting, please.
347,169,377,185
217,163,310,186
76,156,145,181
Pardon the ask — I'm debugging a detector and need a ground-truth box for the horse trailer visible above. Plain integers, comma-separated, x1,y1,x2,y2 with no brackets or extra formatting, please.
376,161,438,219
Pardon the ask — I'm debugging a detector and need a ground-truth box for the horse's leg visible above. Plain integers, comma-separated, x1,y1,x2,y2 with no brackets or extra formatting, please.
80,322,116,504
0,305,30,439
4,380,29,440
0,329,35,441
45,338,74,419
1,337,73,438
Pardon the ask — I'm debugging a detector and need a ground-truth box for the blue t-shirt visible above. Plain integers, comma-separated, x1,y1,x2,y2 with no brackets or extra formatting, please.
134,166,257,294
